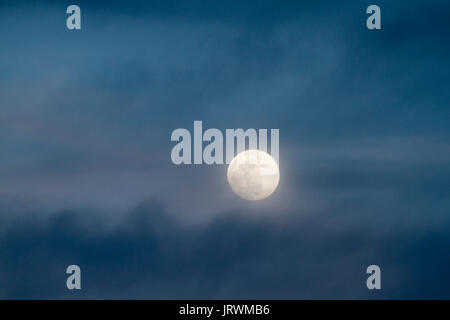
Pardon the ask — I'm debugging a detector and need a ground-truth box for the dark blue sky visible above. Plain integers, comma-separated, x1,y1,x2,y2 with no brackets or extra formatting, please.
0,0,449,298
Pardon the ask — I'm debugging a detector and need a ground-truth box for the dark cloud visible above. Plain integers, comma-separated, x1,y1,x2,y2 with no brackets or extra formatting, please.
0,200,449,299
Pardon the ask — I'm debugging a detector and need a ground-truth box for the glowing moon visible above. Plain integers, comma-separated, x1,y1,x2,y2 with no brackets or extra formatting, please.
227,149,280,201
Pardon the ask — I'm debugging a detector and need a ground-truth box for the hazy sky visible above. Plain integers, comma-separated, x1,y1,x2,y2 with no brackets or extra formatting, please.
0,0,449,299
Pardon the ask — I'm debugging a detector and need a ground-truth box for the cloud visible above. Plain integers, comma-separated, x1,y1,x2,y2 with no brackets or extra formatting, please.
0,199,449,299
0,0,449,299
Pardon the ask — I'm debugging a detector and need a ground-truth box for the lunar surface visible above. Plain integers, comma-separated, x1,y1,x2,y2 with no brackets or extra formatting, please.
227,149,280,201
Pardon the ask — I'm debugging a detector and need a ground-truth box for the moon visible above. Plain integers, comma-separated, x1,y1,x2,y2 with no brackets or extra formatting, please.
227,149,280,201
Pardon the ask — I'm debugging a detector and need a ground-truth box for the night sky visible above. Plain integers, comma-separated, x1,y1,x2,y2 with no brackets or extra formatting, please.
0,0,449,299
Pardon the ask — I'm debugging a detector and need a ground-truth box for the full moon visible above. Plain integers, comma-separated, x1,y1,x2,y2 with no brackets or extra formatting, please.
227,149,280,201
